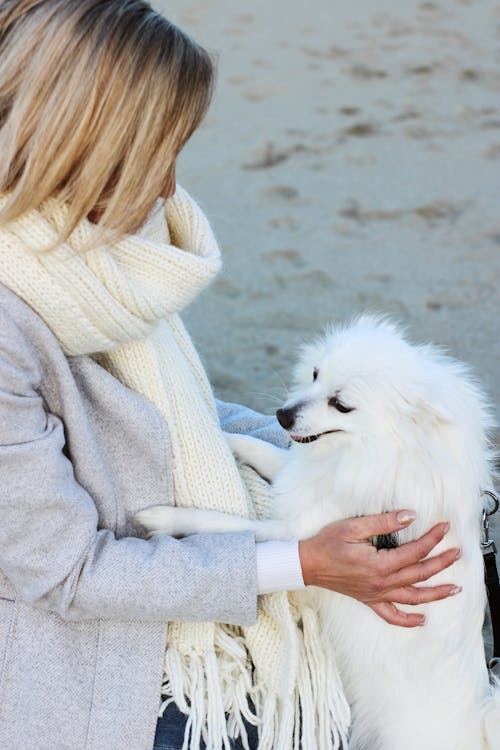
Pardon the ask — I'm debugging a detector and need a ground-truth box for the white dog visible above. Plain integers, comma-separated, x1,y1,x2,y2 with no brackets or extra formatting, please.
137,316,500,750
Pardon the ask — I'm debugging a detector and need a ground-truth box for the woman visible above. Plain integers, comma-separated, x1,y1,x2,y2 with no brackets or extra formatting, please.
0,2,460,749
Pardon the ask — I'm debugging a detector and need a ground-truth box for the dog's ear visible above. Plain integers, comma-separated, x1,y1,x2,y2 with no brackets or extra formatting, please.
397,385,453,427
293,339,324,388
417,398,452,426
413,387,453,426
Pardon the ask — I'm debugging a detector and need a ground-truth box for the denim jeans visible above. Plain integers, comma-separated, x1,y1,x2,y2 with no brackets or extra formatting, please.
153,701,259,750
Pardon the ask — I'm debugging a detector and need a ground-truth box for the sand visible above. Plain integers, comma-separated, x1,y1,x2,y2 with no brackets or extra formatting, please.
154,0,499,422
153,0,500,650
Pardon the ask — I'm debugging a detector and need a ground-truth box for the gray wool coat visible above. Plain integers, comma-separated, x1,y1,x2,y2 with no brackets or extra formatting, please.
0,281,286,750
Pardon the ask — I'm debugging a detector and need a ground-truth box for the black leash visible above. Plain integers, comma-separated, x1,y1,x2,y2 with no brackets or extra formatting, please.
481,490,500,673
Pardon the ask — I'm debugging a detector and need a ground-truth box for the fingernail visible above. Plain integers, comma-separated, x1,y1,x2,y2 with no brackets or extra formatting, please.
455,549,462,561
419,615,426,626
449,586,462,596
442,522,450,534
397,510,417,525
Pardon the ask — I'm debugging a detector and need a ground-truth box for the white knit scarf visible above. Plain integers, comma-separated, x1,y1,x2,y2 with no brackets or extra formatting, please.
0,187,350,749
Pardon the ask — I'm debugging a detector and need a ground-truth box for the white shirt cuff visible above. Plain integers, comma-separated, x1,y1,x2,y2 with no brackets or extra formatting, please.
255,539,306,595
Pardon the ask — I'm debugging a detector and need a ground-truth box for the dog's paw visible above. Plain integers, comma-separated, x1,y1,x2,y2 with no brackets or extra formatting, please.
134,506,179,538
224,432,254,462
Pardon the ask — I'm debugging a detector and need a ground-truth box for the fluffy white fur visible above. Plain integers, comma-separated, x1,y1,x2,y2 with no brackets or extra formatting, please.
137,315,500,750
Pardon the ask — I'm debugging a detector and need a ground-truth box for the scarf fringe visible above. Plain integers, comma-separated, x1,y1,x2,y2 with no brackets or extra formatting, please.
160,602,351,749
299,606,351,750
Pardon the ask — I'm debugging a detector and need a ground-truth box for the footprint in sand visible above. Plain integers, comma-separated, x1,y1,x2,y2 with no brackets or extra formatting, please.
414,201,465,221
264,344,279,356
242,142,312,170
340,201,407,222
484,143,500,159
393,110,420,122
339,106,361,116
242,142,290,169
268,215,302,230
339,199,467,223
263,249,305,268
274,269,334,289
212,278,242,299
426,282,494,311
348,64,388,79
338,122,380,137
460,69,480,81
261,186,300,202
388,24,417,37
243,86,275,102
407,64,437,75
331,222,356,235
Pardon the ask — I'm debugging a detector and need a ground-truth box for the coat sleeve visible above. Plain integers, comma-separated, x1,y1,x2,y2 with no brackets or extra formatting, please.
0,310,258,624
216,399,291,448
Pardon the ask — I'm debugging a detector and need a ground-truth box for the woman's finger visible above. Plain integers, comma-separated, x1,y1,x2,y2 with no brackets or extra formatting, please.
379,583,461,605
382,547,460,591
347,509,418,540
368,601,426,628
377,521,450,572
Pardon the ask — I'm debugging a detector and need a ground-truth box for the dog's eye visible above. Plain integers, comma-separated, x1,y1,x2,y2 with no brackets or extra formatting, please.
328,396,354,413
313,368,319,382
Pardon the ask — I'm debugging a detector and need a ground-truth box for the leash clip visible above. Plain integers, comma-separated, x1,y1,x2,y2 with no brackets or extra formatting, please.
481,490,499,554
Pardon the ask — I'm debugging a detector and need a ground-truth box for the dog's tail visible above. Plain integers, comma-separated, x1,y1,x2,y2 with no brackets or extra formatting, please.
482,674,500,749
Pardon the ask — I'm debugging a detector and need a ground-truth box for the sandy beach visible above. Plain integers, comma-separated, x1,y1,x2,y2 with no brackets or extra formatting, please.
154,0,500,647
155,0,499,424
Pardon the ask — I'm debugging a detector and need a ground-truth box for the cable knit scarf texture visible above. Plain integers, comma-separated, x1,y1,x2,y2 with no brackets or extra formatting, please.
0,187,350,750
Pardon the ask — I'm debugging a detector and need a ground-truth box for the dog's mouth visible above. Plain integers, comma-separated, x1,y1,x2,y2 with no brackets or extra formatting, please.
290,430,342,444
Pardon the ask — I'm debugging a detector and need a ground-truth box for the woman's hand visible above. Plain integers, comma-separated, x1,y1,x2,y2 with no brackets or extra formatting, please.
298,510,460,627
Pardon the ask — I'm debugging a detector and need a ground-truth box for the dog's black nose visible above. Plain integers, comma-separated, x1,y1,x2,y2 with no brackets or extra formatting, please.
276,406,298,430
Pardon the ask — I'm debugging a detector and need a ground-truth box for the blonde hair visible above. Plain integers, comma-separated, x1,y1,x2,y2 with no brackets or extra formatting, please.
0,0,215,243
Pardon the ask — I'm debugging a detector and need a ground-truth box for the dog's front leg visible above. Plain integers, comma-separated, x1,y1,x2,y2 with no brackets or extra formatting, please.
225,432,289,481
135,506,295,542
